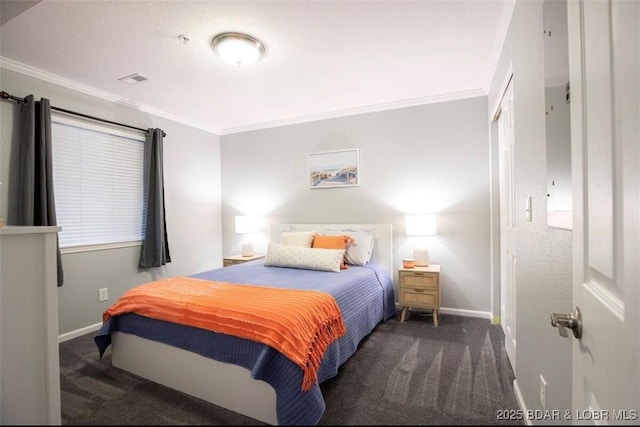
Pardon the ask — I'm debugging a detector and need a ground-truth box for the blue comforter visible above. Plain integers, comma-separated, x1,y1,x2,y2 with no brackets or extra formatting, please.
95,260,395,425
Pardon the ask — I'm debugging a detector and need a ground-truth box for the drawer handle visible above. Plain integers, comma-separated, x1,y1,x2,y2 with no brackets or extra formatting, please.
412,288,425,292
413,273,425,276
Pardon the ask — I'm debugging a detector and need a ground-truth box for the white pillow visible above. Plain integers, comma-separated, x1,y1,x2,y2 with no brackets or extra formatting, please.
280,231,318,247
325,229,375,266
264,243,344,272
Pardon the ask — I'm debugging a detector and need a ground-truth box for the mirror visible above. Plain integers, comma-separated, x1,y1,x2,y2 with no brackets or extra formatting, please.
544,0,572,230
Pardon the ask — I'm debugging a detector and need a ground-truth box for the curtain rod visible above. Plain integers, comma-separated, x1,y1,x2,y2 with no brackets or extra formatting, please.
0,90,166,137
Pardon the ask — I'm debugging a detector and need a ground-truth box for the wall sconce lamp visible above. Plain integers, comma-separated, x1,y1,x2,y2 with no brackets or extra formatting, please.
235,215,260,257
405,214,437,266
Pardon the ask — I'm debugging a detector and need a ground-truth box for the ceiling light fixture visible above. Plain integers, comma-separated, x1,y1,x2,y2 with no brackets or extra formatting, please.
211,32,265,67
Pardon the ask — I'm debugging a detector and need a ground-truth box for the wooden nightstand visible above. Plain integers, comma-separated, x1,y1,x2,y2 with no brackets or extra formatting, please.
223,254,264,267
398,264,441,326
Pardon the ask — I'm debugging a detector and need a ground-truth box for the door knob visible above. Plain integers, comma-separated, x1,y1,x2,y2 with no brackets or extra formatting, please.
550,306,582,339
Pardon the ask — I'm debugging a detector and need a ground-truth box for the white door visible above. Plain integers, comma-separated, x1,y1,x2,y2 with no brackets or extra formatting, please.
565,0,639,420
497,76,517,373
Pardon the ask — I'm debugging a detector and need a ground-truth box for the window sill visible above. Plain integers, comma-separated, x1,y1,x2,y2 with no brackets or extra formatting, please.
60,240,142,254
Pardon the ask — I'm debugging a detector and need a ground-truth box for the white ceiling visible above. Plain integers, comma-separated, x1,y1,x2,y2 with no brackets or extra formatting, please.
0,0,514,135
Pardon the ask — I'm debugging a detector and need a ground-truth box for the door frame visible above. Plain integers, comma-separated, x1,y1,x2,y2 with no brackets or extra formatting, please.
490,64,516,371
490,63,514,327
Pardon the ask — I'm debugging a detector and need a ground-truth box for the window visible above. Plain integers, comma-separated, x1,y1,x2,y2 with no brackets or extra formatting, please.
51,114,145,251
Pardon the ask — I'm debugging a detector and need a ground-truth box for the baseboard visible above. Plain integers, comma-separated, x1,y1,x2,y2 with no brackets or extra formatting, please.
512,378,532,425
439,307,493,320
58,322,102,343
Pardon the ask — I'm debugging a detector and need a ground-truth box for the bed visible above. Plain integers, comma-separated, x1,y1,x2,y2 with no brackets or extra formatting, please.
94,224,395,425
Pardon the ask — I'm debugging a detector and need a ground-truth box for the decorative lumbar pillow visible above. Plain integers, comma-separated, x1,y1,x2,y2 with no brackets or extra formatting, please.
325,229,375,266
280,231,319,247
264,243,344,272
311,234,354,269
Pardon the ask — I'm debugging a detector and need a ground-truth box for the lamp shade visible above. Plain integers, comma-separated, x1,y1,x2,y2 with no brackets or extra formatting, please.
405,214,436,267
235,215,259,234
235,215,260,257
405,214,437,236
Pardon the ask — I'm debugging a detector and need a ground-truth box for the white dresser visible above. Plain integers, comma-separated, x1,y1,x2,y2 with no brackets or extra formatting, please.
0,226,62,425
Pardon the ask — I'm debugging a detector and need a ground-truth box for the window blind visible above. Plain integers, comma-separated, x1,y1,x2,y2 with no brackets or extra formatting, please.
51,114,145,249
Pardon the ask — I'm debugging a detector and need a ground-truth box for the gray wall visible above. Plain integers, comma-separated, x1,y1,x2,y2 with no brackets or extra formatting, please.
0,67,223,335
220,97,493,315
488,0,573,421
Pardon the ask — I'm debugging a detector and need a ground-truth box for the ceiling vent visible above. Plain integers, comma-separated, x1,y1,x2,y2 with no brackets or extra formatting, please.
118,73,149,85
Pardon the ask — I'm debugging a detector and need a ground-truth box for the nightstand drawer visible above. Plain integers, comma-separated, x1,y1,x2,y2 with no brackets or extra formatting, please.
400,290,438,307
399,272,438,289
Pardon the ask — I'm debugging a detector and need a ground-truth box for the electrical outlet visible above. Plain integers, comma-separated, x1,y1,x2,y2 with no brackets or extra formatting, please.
99,288,108,302
539,375,547,410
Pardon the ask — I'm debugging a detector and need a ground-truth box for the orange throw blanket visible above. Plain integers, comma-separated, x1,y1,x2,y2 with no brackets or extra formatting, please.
103,276,346,391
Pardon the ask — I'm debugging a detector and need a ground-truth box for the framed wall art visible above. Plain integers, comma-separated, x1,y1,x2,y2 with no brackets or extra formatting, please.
309,148,360,189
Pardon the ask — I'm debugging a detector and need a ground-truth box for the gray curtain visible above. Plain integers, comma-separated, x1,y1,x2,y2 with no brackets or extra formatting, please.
139,128,171,267
18,95,64,287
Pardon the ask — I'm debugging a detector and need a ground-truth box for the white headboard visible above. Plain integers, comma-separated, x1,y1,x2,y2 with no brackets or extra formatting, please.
270,224,393,273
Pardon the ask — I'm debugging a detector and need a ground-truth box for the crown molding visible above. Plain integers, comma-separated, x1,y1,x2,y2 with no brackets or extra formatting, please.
220,88,487,135
2,56,486,137
0,56,220,135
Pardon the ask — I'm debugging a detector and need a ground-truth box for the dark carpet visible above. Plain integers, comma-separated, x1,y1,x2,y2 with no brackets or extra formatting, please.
60,312,523,425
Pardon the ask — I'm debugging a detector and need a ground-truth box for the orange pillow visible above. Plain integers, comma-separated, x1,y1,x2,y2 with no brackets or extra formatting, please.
312,235,354,269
